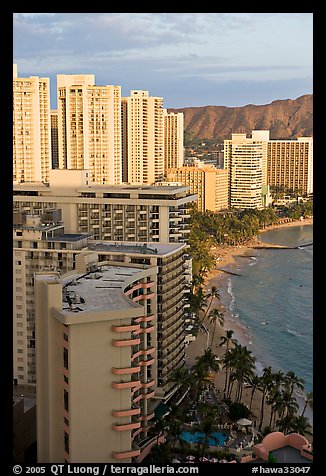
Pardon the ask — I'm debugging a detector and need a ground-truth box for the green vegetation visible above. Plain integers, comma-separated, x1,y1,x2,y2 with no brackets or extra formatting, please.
146,200,313,463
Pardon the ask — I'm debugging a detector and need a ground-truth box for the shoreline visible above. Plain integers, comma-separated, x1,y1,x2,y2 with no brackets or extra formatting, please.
185,216,313,432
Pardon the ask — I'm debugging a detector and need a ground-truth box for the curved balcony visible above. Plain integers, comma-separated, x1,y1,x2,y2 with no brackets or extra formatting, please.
139,358,155,367
132,292,155,302
112,380,141,390
112,324,140,333
112,338,141,347
137,412,155,422
112,366,141,375
132,346,155,360
134,314,155,323
142,281,155,289
131,427,143,439
140,379,155,389
112,449,141,460
140,325,155,334
112,422,141,432
132,394,143,404
140,390,155,400
112,408,141,418
124,283,143,296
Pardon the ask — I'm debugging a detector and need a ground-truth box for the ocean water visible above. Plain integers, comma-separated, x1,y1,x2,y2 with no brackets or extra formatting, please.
224,224,313,415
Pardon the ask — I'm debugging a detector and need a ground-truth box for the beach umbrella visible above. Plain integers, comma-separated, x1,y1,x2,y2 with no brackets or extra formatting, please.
237,418,252,426
219,459,228,463
199,456,209,462
186,455,196,461
209,458,219,463
172,458,181,463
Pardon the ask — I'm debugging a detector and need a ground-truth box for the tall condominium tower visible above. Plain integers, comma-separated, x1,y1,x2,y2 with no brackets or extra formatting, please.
267,137,313,195
50,110,59,169
57,74,122,184
34,243,190,462
35,255,158,463
163,109,184,169
121,90,164,184
224,133,264,209
13,64,51,183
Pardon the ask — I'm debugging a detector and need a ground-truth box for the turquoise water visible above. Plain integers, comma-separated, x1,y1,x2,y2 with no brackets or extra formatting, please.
180,430,229,446
226,224,313,397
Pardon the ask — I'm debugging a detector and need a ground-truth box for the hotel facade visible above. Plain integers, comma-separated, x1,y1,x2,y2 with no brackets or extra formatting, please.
267,136,313,195
163,108,184,170
13,64,51,184
121,90,164,185
223,133,265,209
13,170,196,243
57,74,122,185
33,241,190,462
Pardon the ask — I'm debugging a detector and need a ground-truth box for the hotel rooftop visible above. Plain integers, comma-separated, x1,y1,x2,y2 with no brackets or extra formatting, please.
59,265,144,315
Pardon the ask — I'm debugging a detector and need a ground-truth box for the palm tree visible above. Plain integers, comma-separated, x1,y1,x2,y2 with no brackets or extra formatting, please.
276,414,298,435
219,330,237,397
284,371,305,398
258,366,274,431
192,347,220,400
247,374,261,412
208,308,224,348
188,285,208,320
277,389,299,420
194,347,220,375
291,415,313,437
233,346,256,404
199,286,220,325
301,391,313,417
196,404,220,460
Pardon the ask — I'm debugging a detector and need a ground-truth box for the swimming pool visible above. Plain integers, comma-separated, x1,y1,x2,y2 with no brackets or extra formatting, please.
180,430,229,447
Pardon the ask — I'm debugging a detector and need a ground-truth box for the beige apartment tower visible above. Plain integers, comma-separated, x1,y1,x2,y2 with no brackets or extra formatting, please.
267,137,313,195
166,164,229,212
13,64,52,183
163,108,184,169
57,74,122,184
35,255,158,463
121,90,164,184
50,110,59,169
224,133,264,209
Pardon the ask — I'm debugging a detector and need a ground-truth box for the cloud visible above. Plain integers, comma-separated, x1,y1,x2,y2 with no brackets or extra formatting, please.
13,13,313,108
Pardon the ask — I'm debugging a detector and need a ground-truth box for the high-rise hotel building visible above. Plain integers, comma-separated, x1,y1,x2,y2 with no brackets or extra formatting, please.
57,74,122,184
121,90,164,184
13,170,195,243
50,110,59,169
16,229,190,461
35,255,158,463
163,109,184,170
13,64,51,183
224,133,264,209
267,136,313,195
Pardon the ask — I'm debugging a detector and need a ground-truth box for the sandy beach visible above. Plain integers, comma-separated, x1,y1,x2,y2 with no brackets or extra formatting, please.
185,216,313,433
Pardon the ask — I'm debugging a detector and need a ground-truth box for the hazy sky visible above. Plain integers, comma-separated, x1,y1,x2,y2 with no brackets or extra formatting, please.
13,12,313,109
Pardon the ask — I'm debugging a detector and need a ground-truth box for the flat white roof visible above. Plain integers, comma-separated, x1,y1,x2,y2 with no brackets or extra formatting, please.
62,265,143,313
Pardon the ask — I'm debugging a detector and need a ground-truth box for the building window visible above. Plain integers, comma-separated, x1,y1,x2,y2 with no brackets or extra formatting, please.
64,389,69,412
64,347,69,369
64,431,69,454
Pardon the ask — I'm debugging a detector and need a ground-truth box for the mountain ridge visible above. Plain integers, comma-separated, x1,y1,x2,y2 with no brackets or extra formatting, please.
168,94,313,141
